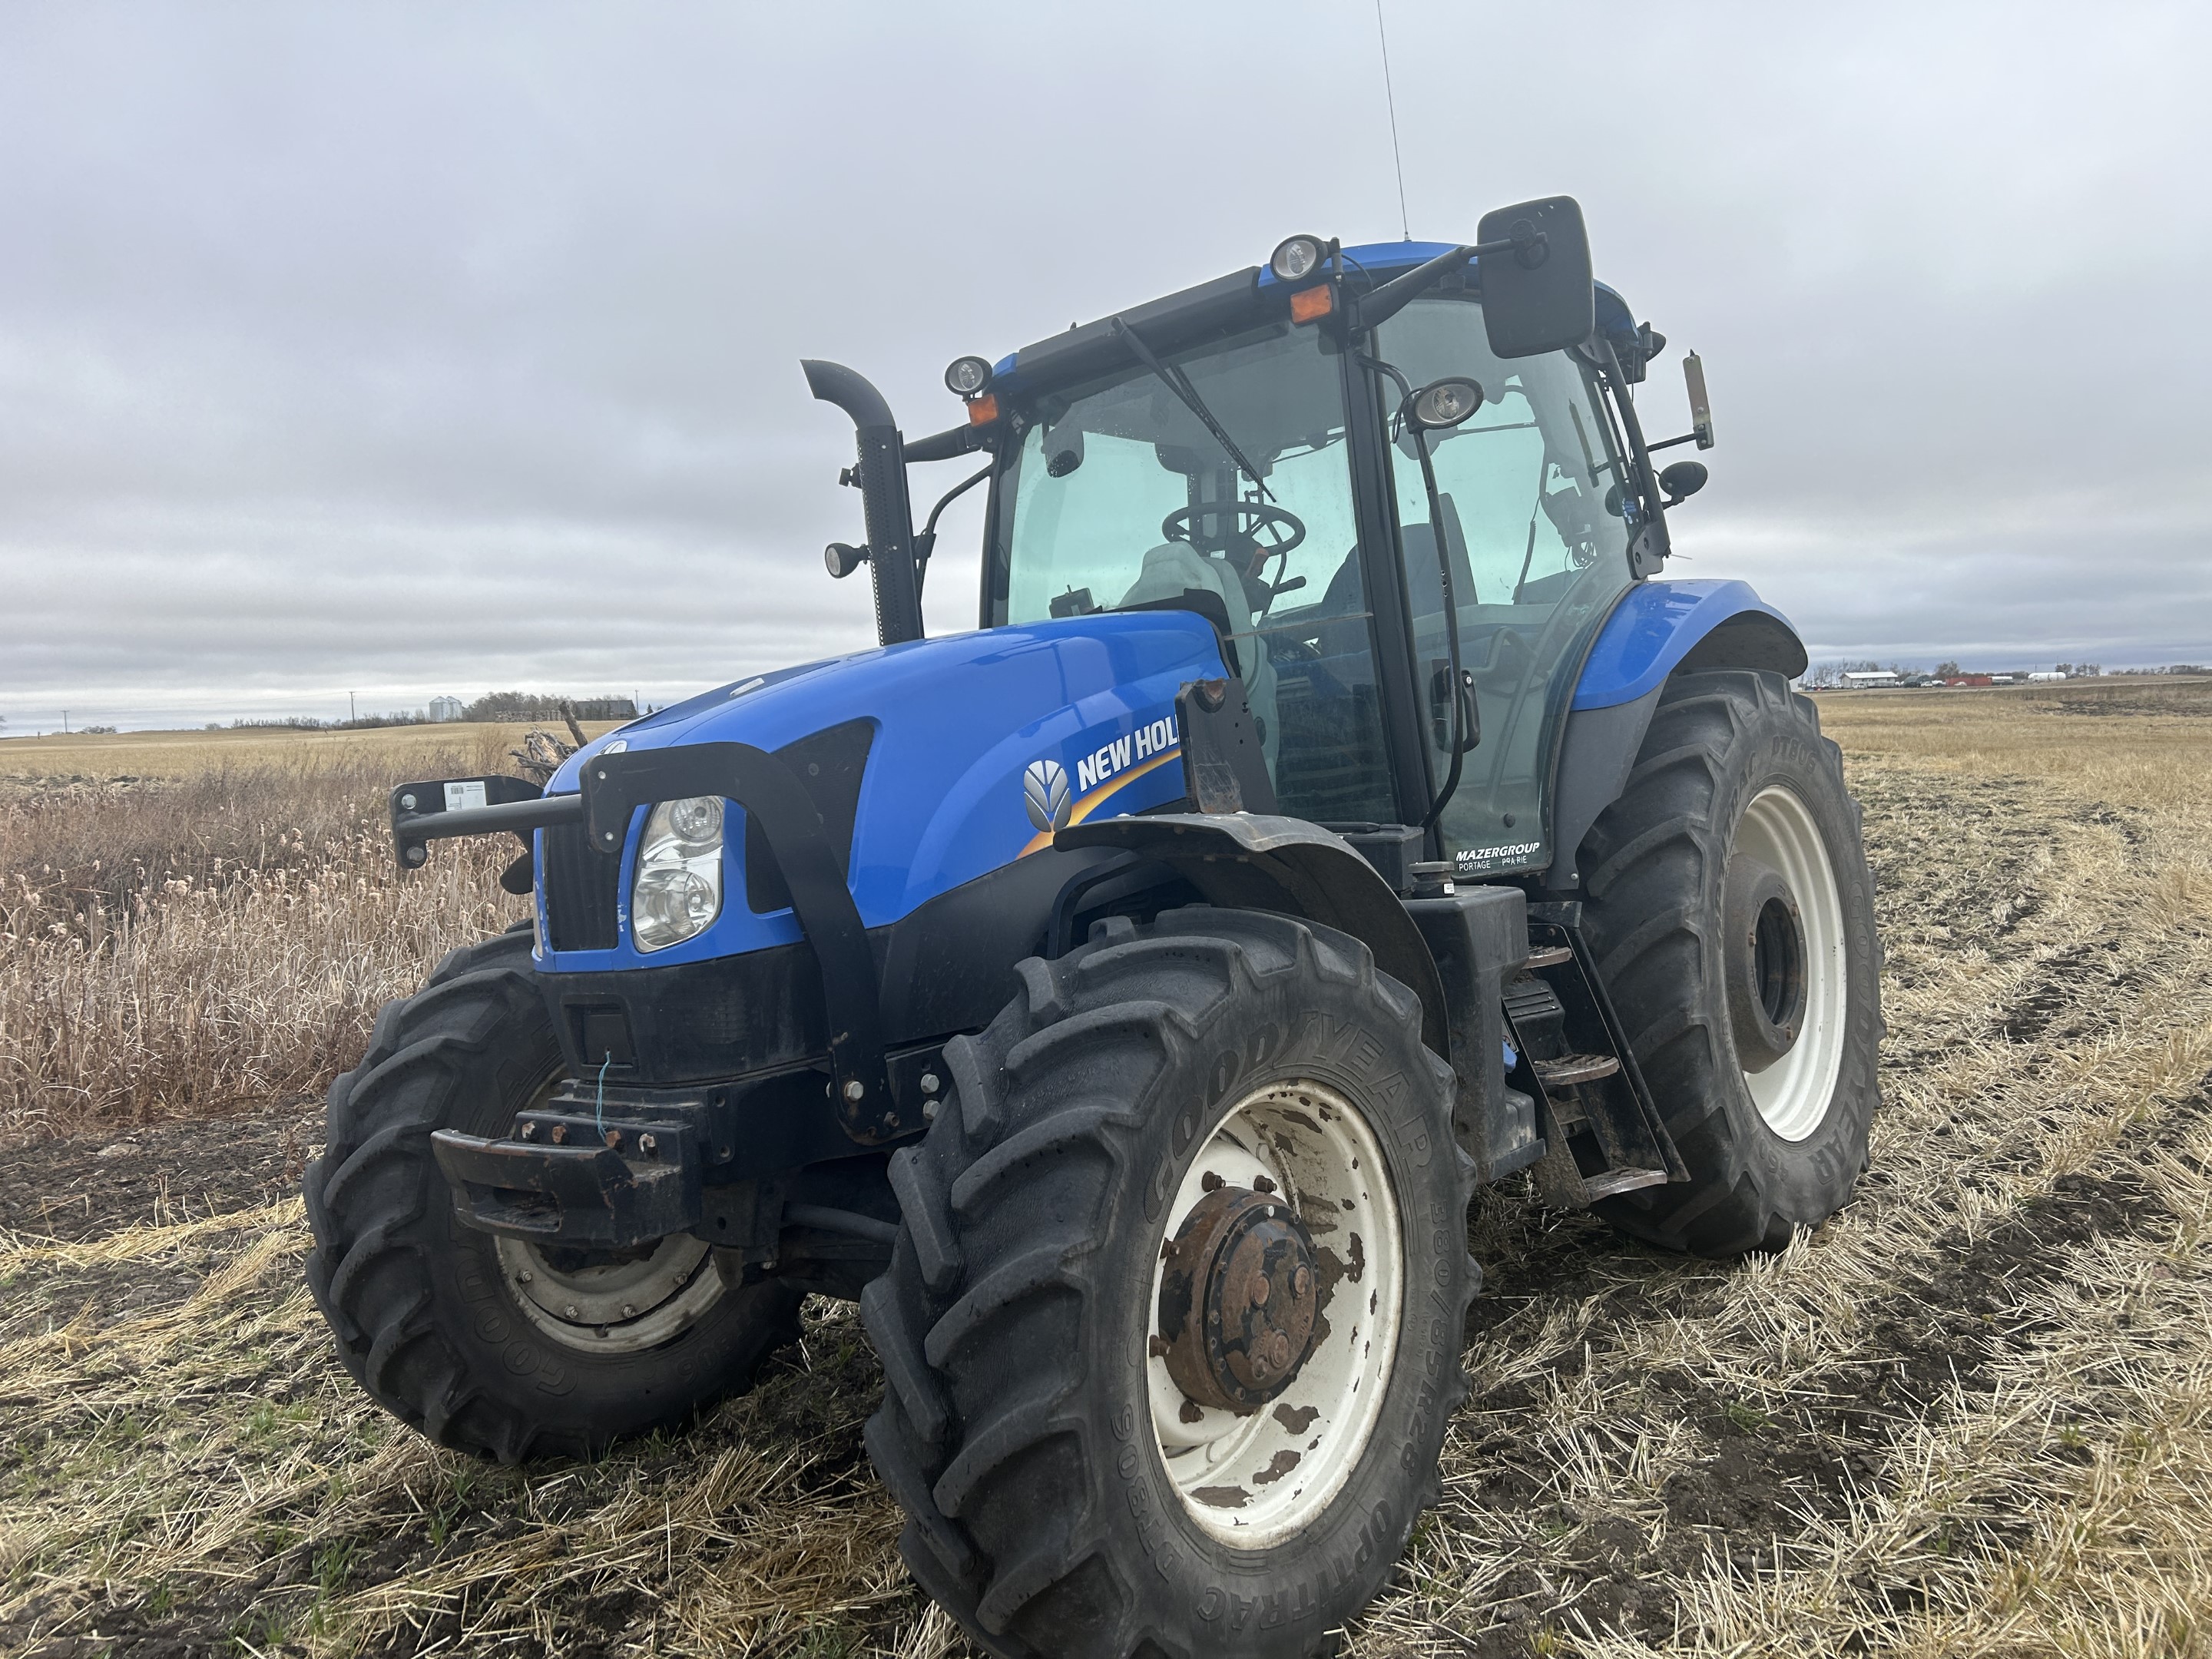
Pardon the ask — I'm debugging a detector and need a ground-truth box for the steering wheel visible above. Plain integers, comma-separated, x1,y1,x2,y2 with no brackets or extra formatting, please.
1162,500,1306,559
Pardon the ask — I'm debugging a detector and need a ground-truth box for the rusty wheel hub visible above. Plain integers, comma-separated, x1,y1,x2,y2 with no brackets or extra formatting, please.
1157,1183,1321,1412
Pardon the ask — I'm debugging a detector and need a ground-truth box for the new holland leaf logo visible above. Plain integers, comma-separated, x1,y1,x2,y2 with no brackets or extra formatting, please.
1023,758,1072,833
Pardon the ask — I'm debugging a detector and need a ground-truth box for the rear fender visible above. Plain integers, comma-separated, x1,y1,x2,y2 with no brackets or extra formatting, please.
1545,580,1808,892
1055,814,1450,1058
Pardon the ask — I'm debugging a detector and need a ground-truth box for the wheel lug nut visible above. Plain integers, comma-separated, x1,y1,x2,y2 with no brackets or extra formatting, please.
1251,1277,1270,1306
518,1270,534,1284
621,1304,636,1318
564,1303,580,1318
1293,1266,1311,1298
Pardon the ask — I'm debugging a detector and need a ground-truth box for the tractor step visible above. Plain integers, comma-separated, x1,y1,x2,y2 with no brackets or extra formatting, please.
1579,1167,1674,1199
1506,906,1689,1210
1534,1051,1620,1087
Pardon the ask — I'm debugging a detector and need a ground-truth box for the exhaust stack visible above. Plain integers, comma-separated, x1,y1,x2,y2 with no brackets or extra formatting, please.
803,359,925,647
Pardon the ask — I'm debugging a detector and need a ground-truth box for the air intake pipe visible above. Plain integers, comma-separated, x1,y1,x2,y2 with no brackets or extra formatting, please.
803,359,925,647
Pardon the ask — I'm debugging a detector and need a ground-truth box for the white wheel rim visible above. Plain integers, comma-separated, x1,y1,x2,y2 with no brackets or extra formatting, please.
495,1231,727,1354
1147,1079,1404,1548
1736,783,1847,1141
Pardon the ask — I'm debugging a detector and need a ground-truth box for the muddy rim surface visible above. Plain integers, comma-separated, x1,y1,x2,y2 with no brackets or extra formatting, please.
1147,1078,1403,1546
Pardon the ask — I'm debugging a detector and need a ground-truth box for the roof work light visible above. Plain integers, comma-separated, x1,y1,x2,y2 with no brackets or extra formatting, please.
1268,235,1327,284
944,356,994,397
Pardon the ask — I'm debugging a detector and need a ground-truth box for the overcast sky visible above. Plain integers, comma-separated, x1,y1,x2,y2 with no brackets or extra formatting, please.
2,2,2206,730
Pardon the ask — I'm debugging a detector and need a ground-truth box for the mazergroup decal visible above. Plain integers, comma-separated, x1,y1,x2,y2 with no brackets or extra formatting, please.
1456,840,1545,873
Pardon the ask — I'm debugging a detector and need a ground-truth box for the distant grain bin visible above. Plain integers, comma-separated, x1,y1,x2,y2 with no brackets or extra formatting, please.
429,696,465,723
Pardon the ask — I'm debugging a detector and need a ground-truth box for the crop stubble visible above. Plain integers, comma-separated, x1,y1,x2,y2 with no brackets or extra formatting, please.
1,684,2207,1657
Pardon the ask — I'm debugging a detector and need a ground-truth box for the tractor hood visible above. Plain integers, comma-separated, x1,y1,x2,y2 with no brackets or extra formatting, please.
536,611,1225,970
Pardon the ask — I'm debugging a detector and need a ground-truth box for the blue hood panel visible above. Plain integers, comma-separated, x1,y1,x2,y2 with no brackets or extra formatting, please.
538,613,1224,970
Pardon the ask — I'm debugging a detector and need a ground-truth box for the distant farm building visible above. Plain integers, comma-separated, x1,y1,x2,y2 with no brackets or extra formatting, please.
1840,671,1900,687
429,696,465,722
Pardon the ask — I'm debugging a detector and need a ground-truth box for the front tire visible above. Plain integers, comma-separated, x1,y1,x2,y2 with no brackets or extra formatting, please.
1577,670,1883,1257
861,907,1477,1659
303,928,803,1461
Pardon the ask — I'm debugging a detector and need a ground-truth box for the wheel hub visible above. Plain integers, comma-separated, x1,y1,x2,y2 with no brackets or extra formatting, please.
1724,852,1806,1073
1157,1184,1320,1412
495,1230,724,1355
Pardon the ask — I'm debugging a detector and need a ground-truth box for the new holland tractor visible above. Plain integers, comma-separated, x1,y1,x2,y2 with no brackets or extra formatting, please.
306,197,1880,1657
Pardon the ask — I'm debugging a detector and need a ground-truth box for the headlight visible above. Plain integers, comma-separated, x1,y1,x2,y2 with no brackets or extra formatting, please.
1408,377,1485,430
632,794,724,952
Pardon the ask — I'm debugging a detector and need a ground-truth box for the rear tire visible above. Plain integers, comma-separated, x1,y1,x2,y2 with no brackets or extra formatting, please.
304,927,802,1461
1576,670,1883,1257
862,907,1477,1659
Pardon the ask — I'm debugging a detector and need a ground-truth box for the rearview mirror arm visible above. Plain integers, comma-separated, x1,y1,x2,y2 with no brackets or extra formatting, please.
1349,224,1550,333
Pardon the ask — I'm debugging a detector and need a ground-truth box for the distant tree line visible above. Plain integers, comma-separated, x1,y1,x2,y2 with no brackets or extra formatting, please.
228,711,432,731
214,693,639,733
462,693,638,723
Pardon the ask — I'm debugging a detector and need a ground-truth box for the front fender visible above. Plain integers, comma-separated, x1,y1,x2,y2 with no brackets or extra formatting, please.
1571,578,1806,711
1546,579,1810,891
1055,813,1449,1057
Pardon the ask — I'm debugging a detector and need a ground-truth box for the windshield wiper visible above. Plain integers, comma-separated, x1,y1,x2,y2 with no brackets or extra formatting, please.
1108,316,1273,501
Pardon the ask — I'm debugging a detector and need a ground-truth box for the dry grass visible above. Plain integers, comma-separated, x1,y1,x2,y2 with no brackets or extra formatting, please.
3,687,2210,1657
0,726,617,1143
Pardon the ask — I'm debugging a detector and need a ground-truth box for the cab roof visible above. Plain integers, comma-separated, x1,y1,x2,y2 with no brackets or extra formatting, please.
988,238,1639,397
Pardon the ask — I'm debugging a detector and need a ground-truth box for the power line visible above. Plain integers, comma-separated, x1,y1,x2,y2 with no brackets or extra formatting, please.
1375,0,1410,240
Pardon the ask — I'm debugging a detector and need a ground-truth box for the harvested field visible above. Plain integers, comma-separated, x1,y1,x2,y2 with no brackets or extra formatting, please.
3,683,2210,1657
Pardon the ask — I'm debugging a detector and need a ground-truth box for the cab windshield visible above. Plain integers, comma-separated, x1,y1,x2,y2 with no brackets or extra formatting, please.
987,319,1399,825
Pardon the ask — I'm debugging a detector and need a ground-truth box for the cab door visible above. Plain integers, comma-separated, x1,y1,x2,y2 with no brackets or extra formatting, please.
1367,296,1637,876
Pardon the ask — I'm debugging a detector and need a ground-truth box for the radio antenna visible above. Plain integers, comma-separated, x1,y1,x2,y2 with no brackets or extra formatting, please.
1374,0,1410,240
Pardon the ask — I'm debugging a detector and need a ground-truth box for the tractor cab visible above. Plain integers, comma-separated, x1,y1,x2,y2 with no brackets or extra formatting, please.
832,200,1697,885
977,240,1650,879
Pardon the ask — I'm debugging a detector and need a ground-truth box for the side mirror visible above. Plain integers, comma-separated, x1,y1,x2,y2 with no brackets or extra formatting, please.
1475,196,1594,359
1658,461,1708,506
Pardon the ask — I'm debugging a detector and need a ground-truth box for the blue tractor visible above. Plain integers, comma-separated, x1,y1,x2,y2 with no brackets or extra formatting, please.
307,198,1880,1657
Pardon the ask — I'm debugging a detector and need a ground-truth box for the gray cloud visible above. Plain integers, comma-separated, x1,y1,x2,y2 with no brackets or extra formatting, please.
2,1,2207,731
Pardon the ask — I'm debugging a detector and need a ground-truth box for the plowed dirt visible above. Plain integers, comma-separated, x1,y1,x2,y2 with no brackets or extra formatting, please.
3,683,2208,1657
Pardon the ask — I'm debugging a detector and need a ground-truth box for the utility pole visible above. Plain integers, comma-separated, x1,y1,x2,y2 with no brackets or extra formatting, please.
61,710,68,734
349,691,356,724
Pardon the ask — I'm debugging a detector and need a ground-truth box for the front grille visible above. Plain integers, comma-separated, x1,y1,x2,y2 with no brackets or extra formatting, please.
541,819,621,951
